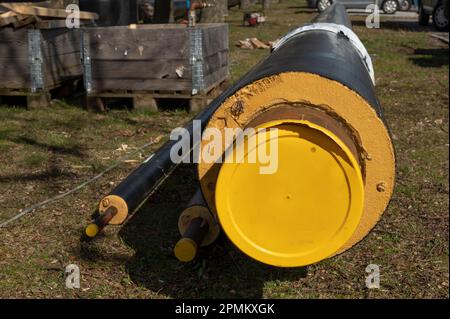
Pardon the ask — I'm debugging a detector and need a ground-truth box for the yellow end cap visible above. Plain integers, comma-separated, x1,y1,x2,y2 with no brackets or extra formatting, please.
85,223,100,238
215,120,365,267
174,238,198,262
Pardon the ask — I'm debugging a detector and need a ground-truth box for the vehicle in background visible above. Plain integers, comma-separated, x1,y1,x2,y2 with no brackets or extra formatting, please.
141,0,240,22
307,0,401,14
400,0,412,10
419,0,449,30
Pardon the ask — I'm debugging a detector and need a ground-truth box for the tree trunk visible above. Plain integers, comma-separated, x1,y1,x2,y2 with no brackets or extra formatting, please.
153,0,172,23
241,0,252,9
200,0,228,23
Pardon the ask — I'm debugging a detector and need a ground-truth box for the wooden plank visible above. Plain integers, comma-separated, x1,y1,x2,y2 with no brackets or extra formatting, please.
1,2,54,9
41,28,81,57
202,66,229,94
0,26,82,91
90,78,192,93
85,27,190,60
0,11,18,18
0,26,28,41
0,3,99,20
44,53,82,87
133,95,158,112
35,18,89,29
85,97,105,112
203,50,228,75
90,60,192,80
40,28,82,87
202,24,229,57
0,58,29,88
27,91,51,109
0,12,27,27
190,98,208,113
87,91,192,99
12,14,36,28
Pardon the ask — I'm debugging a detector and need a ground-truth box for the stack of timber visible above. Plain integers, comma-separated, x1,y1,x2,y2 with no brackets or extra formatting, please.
0,1,98,108
82,23,230,113
0,1,97,29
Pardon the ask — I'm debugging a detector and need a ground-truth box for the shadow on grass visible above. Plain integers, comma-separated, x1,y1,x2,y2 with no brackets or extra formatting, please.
117,164,307,298
12,136,85,157
295,9,317,14
351,19,433,31
410,48,449,67
288,6,313,9
0,167,73,183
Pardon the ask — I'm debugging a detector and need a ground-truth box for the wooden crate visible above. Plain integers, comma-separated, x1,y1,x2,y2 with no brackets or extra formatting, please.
82,23,229,112
0,26,83,108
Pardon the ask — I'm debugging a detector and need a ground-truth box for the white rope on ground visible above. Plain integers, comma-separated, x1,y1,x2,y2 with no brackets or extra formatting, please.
0,135,164,228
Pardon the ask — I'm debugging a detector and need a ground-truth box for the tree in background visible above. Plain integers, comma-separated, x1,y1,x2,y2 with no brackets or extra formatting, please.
201,0,228,22
153,0,173,23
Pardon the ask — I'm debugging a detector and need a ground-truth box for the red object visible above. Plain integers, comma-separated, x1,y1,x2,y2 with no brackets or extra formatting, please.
247,17,258,26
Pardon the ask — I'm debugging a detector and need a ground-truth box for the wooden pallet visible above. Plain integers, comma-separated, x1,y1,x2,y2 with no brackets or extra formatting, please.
0,26,83,109
0,77,81,108
82,23,230,112
0,88,51,109
86,79,229,113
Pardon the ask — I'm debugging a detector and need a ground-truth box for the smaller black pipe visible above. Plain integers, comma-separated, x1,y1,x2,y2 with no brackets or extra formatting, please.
182,217,209,247
85,206,118,238
186,188,207,208
95,206,118,229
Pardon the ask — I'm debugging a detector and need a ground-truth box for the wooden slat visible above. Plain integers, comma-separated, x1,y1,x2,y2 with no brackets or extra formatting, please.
202,24,229,57
0,58,29,88
0,12,25,27
90,78,192,93
0,28,28,59
202,66,229,94
41,28,81,57
0,26,82,91
0,28,81,59
90,60,192,80
12,14,36,27
203,50,228,76
0,11,18,18
0,3,98,20
45,63,82,88
35,18,89,29
85,27,190,61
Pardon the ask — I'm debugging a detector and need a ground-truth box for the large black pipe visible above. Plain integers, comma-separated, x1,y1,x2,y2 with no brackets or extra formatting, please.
93,3,383,228
312,1,352,28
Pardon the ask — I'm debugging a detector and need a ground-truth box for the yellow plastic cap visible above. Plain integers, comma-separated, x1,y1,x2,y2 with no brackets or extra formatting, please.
215,120,364,267
85,223,100,238
174,238,198,262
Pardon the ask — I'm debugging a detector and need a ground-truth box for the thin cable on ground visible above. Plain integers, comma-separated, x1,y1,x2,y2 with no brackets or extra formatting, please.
0,136,164,228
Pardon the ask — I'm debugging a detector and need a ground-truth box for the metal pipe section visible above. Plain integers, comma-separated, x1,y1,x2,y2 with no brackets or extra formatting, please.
85,206,118,238
174,217,209,262
88,3,371,232
197,3,395,267
86,4,394,269
174,189,220,262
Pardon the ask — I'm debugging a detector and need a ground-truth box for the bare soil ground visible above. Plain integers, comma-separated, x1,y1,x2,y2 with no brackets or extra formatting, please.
0,1,448,298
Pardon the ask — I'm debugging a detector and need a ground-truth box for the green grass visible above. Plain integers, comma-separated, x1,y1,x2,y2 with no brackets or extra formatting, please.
0,0,448,299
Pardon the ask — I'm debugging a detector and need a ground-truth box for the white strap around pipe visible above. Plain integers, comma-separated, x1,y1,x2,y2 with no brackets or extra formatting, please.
272,23,376,85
